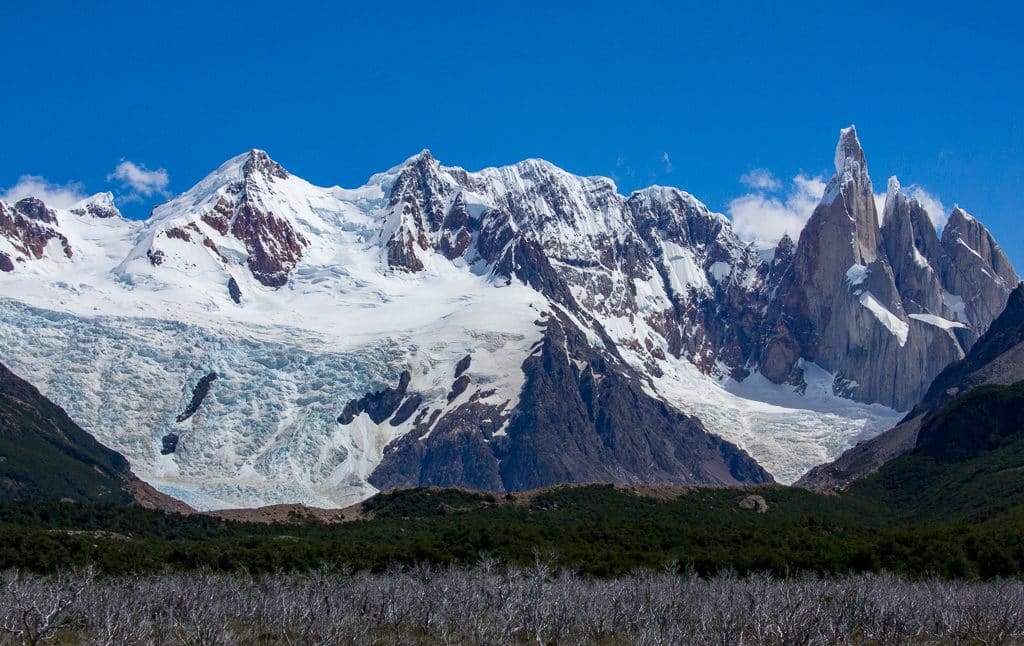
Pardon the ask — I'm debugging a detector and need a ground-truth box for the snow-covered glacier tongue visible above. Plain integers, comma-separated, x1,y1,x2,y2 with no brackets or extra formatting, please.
0,134,1014,506
0,275,548,510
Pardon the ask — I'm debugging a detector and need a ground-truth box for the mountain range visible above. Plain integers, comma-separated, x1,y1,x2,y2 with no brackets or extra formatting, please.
0,126,1017,510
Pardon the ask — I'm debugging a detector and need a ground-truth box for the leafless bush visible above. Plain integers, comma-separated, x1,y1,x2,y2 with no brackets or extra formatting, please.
0,565,1021,644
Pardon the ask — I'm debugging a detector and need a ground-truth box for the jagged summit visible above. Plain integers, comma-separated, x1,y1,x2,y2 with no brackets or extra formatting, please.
834,125,867,174
70,192,121,219
242,149,288,180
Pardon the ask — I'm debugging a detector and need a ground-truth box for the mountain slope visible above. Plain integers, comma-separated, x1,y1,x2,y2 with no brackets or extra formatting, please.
845,381,1024,525
798,282,1024,491
0,361,186,510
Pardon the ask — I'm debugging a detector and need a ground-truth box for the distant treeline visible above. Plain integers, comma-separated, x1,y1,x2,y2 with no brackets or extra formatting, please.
1,485,1022,579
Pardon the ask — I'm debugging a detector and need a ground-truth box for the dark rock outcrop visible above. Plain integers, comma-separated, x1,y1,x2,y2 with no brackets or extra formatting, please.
176,372,218,423
370,313,773,492
338,370,418,425
454,355,471,378
389,394,423,426
161,433,179,455
446,375,470,402
227,277,242,304
0,199,73,265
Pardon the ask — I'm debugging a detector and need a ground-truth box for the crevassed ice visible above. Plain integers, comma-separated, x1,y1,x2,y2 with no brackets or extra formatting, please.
0,298,406,510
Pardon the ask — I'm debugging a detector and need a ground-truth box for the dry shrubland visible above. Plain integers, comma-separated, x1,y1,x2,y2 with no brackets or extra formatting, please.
1,562,1023,645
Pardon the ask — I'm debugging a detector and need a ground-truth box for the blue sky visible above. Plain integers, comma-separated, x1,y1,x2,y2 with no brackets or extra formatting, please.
1,1,1021,266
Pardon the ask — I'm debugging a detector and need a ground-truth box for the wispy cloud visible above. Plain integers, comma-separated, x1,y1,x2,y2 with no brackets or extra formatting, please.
662,152,673,174
728,173,826,245
0,175,87,208
739,168,781,191
107,160,169,199
729,167,947,246
905,185,948,229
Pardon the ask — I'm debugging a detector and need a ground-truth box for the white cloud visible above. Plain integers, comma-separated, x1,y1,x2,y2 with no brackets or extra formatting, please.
107,160,169,198
662,152,673,174
905,185,948,230
728,173,826,245
876,184,948,230
739,168,782,191
0,175,87,209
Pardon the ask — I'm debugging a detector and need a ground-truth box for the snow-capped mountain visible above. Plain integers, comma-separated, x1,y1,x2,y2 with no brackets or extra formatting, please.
0,128,1015,509
761,128,1017,410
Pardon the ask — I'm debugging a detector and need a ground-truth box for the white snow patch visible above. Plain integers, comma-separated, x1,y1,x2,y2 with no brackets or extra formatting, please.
957,238,984,260
859,292,909,346
942,290,968,323
909,313,966,330
709,261,732,282
662,241,710,295
845,264,869,287
910,246,930,269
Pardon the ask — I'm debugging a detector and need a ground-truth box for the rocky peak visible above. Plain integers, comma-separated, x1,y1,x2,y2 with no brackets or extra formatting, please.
834,125,868,178
941,207,1017,286
14,197,57,224
129,149,312,289
821,126,882,265
241,149,288,182
70,192,121,219
0,198,71,265
382,151,464,271
880,177,945,316
936,205,1018,337
762,128,964,410
628,186,725,247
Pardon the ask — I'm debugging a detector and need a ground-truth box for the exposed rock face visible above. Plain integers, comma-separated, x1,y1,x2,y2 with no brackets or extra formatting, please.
69,192,121,219
338,370,418,425
222,152,308,287
797,282,1024,491
939,207,1018,343
369,313,773,492
738,494,768,513
227,277,242,304
881,177,946,317
760,127,1014,410
0,198,72,263
176,372,218,423
132,149,309,289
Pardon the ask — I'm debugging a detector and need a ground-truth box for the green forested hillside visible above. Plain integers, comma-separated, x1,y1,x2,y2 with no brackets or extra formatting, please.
0,362,134,504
